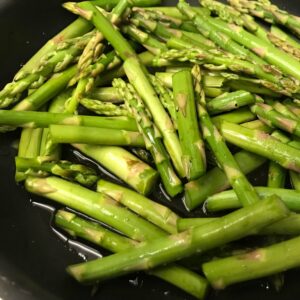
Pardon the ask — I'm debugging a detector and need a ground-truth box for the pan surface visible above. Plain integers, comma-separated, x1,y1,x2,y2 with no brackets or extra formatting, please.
0,0,299,299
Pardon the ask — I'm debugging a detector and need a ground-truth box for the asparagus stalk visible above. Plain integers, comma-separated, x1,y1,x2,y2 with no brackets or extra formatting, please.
177,1,268,66
121,24,168,55
207,90,256,115
0,31,93,109
220,121,300,172
241,119,272,132
15,18,93,80
80,98,129,116
178,213,300,235
89,87,123,103
148,75,177,128
72,143,158,195
92,0,162,10
65,0,130,113
203,235,300,289
201,0,269,40
66,1,184,177
266,99,299,121
266,130,289,188
113,78,182,197
15,127,44,181
130,11,215,50
66,195,289,283
25,176,164,241
142,6,210,20
173,68,206,180
55,209,208,299
49,125,145,147
267,31,300,60
97,179,179,234
40,94,74,161
271,26,300,50
211,107,255,129
229,0,300,37
55,209,137,251
155,48,294,96
193,70,280,98
11,66,77,112
195,66,260,207
65,50,121,113
184,150,266,211
0,110,138,131
15,157,98,187
124,64,184,178
205,187,300,212
251,102,300,137
201,10,300,83
226,79,281,97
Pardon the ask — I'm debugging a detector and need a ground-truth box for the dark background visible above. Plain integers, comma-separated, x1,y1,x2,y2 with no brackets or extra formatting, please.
0,0,299,300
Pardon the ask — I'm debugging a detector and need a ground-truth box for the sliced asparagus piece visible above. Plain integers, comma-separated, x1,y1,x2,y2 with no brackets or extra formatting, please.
73,143,158,195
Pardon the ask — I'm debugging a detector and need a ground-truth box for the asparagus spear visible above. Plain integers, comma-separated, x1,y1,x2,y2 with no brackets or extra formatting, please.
251,102,300,137
15,127,44,181
72,143,158,195
0,33,92,109
55,209,137,251
173,68,206,180
15,18,93,81
0,110,138,131
130,10,215,50
156,71,280,97
25,176,164,241
38,89,72,160
199,7,300,83
142,6,210,20
80,98,129,116
65,0,130,113
66,195,289,283
55,210,208,299
113,78,183,197
65,1,185,177
89,87,123,103
178,1,268,66
65,50,121,113
184,150,266,211
11,66,77,112
49,125,145,147
155,48,294,96
178,213,300,235
121,24,168,55
264,131,289,190
271,25,300,50
203,235,300,289
211,107,255,129
207,90,257,115
15,157,98,187
266,99,299,121
221,121,300,172
97,179,179,234
195,65,260,207
267,31,300,60
92,0,162,10
201,0,269,41
241,119,272,132
148,75,177,128
205,187,300,212
229,0,300,37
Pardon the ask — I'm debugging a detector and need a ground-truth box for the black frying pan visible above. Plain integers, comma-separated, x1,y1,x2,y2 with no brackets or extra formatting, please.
0,0,299,299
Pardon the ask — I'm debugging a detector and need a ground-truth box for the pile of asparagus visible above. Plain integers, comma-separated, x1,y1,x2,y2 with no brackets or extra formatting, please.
2,0,300,298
